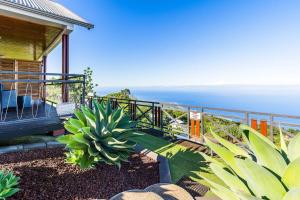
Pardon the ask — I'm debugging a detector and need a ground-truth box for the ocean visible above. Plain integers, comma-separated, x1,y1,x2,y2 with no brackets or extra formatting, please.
97,86,300,116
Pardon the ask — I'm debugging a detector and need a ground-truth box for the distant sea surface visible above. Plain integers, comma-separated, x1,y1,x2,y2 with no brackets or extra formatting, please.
97,86,300,116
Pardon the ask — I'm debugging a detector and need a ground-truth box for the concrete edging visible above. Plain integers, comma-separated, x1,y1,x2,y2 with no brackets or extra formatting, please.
135,144,172,184
0,141,65,154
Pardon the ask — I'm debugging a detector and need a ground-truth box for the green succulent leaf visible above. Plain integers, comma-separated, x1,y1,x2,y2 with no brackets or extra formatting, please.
210,128,250,158
64,124,79,134
282,188,300,200
282,157,300,189
279,127,288,154
240,124,277,149
0,171,20,199
236,191,263,200
199,152,227,168
287,134,300,162
56,135,73,144
74,109,87,125
235,158,286,200
204,136,244,176
243,126,287,176
209,163,251,194
68,118,85,129
201,175,240,200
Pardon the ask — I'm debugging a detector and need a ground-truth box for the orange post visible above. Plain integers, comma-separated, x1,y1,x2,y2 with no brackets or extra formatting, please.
190,120,195,137
251,119,258,130
195,120,200,138
260,120,268,137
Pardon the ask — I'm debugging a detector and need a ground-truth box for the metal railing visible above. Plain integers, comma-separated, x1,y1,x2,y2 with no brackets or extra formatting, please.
0,71,85,123
93,97,300,144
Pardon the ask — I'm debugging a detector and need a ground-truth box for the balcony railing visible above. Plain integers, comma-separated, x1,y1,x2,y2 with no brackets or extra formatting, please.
92,97,300,144
0,71,85,123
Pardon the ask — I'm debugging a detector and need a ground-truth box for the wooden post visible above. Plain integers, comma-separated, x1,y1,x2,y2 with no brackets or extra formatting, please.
152,102,155,128
260,120,268,137
190,119,195,137
14,60,18,92
196,120,200,138
200,108,205,142
157,107,161,127
62,34,69,103
42,56,47,102
251,119,258,130
269,115,274,141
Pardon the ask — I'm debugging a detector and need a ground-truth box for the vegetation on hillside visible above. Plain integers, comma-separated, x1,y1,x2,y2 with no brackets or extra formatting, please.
104,88,132,100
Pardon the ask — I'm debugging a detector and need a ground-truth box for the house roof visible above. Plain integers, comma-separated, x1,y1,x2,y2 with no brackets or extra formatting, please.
0,0,94,29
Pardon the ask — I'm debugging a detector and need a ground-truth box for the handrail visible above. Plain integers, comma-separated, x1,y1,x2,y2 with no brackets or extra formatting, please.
0,79,84,83
94,96,300,143
99,96,160,104
159,101,300,119
0,70,84,77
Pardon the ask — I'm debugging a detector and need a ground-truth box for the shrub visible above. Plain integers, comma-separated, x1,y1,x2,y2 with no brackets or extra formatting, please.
0,170,20,200
57,100,142,169
201,125,300,200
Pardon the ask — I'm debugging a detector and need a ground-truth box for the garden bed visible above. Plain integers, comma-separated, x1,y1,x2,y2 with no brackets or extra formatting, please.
0,148,159,200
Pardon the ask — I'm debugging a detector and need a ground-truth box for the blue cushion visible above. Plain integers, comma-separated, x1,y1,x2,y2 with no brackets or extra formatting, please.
1,90,17,110
0,84,2,110
23,95,32,108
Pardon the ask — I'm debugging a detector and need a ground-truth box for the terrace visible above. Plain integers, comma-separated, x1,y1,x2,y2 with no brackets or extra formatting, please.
0,0,90,138
0,1,300,200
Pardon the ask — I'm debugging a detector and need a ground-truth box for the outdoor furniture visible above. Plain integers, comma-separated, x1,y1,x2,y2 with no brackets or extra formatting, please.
0,83,2,109
23,95,32,108
17,95,33,108
0,86,17,110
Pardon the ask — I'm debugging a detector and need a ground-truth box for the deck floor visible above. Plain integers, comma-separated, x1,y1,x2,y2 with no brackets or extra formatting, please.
0,103,63,139
0,103,57,122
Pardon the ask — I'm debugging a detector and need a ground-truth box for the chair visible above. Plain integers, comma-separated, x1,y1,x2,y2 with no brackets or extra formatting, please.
0,83,2,110
0,84,18,110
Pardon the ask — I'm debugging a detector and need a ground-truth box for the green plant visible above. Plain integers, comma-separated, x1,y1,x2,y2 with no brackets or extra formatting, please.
201,125,300,200
0,171,20,200
69,67,98,104
57,100,142,169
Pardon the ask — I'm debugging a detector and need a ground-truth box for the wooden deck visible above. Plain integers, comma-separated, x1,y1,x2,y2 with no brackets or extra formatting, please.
0,103,63,139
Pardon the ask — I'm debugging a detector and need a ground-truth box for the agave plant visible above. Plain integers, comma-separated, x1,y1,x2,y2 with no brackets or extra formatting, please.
57,100,142,169
200,125,300,200
0,170,20,200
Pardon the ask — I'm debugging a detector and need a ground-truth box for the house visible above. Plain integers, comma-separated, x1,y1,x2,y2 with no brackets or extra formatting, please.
0,0,93,139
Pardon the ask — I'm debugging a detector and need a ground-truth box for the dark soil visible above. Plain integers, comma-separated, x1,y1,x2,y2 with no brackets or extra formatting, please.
0,148,159,200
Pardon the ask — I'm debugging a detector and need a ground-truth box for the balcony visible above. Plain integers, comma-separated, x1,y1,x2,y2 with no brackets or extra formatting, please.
0,70,85,139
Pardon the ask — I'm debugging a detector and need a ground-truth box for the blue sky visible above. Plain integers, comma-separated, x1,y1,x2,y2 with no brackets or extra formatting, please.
48,0,300,87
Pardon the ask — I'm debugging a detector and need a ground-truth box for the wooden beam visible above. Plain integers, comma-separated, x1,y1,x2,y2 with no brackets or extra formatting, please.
62,34,69,102
42,56,47,101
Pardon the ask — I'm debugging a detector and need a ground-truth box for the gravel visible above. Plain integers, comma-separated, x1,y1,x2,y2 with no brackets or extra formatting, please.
0,148,159,200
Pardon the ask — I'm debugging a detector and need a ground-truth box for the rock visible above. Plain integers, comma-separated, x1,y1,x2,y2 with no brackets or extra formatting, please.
145,183,194,200
110,190,163,200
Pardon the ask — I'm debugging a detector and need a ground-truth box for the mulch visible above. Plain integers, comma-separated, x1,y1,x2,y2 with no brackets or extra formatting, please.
0,148,159,200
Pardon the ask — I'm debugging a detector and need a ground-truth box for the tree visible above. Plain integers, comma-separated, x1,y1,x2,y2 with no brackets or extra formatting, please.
69,67,98,104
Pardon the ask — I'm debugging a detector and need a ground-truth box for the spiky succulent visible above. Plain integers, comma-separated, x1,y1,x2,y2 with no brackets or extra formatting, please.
201,125,300,200
0,170,20,200
57,100,142,169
